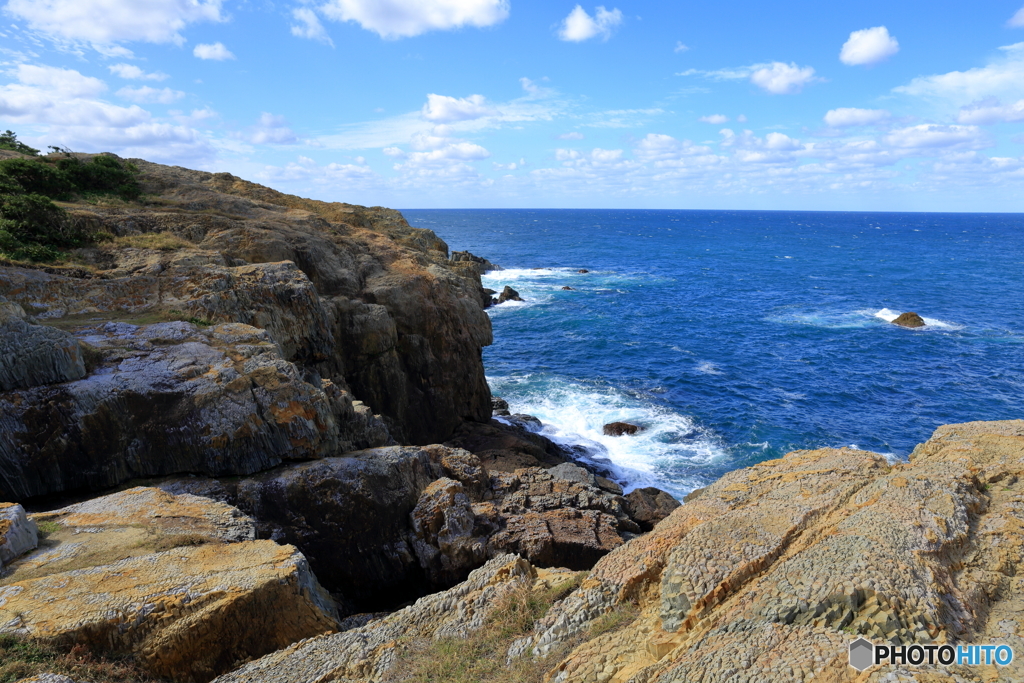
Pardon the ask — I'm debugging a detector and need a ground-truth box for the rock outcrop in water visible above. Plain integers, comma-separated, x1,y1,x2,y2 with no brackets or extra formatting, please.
892,311,926,328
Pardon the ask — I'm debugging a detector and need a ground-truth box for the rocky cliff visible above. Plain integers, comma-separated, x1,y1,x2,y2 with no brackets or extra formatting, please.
1,156,494,500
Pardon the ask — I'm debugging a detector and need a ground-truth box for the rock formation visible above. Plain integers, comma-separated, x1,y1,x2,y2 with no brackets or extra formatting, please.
892,311,926,328
0,502,37,566
1,157,494,500
497,285,523,303
604,421,642,436
0,487,338,682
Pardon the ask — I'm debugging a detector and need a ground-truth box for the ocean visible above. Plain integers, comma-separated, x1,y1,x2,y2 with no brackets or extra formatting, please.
403,209,1024,499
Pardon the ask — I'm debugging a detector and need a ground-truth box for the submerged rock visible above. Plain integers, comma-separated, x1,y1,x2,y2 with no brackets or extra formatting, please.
892,311,926,327
603,421,643,436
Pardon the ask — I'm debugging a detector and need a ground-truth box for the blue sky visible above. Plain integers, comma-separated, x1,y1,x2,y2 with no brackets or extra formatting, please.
2,1,1024,211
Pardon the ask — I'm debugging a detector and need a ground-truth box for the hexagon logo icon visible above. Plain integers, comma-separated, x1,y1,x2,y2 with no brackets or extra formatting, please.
849,637,874,671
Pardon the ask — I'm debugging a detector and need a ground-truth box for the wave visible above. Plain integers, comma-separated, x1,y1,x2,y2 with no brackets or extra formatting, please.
487,373,729,499
767,307,963,331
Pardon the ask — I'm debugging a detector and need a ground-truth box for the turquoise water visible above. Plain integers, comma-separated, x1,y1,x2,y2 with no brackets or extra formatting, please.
404,209,1024,498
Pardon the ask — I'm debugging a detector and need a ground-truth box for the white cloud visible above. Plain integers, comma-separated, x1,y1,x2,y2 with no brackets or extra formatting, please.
749,62,818,94
840,26,899,66
4,0,224,46
250,113,299,144
291,8,334,46
884,124,986,150
108,64,169,81
193,42,235,60
558,5,623,42
558,131,584,140
824,107,891,127
318,0,509,39
674,41,689,53
894,43,1024,106
117,85,185,104
11,64,106,98
957,99,1024,124
699,114,728,124
421,93,497,123
1009,7,1024,27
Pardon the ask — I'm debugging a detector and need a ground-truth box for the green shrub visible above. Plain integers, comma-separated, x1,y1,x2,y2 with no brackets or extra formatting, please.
0,130,39,156
0,158,73,198
0,194,89,249
56,155,141,200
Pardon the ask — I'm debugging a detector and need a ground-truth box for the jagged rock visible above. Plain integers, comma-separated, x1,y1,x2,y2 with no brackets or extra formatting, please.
548,462,596,486
0,488,337,683
497,285,522,303
0,322,391,500
892,311,926,328
0,503,37,566
410,478,489,586
0,302,85,391
0,157,495,464
623,486,681,531
491,396,511,416
562,285,574,290
210,555,535,683
510,420,1024,682
449,250,502,274
445,418,572,472
578,269,589,273
603,421,642,436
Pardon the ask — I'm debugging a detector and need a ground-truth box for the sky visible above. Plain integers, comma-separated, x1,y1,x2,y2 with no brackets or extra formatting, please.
2,1,1024,211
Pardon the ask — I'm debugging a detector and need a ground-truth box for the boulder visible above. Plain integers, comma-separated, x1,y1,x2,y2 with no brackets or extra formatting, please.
445,418,572,472
623,486,681,531
0,302,86,391
0,503,38,566
497,285,523,303
578,269,589,273
603,421,643,436
892,311,926,328
0,487,338,683
561,285,574,290
547,462,596,486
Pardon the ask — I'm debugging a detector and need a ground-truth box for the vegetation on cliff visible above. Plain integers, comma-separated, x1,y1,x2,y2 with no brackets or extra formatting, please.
0,134,141,262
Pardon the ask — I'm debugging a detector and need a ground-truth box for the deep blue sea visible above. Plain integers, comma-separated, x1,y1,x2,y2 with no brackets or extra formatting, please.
404,209,1024,499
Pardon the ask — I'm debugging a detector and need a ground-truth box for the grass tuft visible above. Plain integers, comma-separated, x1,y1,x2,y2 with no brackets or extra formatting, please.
0,634,160,683
112,232,191,251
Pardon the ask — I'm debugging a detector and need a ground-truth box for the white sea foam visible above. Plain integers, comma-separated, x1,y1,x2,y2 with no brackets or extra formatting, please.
488,374,727,498
696,361,722,375
873,308,963,330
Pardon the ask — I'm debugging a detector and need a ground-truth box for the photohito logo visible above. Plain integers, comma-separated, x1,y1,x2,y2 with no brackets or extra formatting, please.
849,638,1014,671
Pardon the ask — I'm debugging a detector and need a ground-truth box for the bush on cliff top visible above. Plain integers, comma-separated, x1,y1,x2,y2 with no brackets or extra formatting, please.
0,138,141,262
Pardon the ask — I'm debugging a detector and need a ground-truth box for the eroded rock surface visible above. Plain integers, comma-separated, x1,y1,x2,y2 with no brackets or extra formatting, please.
506,420,1024,683
0,502,37,566
0,487,337,683
0,302,85,391
210,554,535,683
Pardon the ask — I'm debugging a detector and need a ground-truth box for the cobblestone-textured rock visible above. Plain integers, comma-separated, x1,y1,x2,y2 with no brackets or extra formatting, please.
504,421,1024,683
210,554,534,683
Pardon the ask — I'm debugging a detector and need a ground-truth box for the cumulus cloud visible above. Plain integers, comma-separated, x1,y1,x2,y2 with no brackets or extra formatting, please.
318,0,509,39
558,131,584,140
957,99,1024,124
699,114,728,124
117,86,185,104
193,42,235,60
421,93,497,123
558,5,623,42
108,64,169,81
823,107,891,127
894,43,1024,106
291,8,334,45
11,64,107,98
749,62,818,94
840,26,899,66
250,113,299,144
1009,6,1024,27
4,0,224,45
